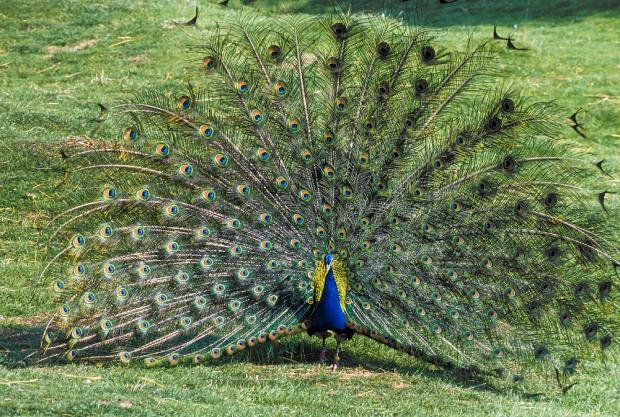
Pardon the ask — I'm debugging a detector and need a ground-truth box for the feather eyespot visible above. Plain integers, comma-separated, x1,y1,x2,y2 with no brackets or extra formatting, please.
73,264,86,276
132,226,145,239
501,98,515,113
292,213,304,226
414,79,428,94
257,147,270,161
341,185,353,199
229,245,243,255
299,189,312,202
123,127,138,141
82,291,96,305
52,279,64,292
155,143,170,156
99,224,113,238
259,212,273,224
200,256,214,269
267,45,281,60
259,240,272,251
202,56,216,71
166,241,179,254
273,81,286,96
358,151,369,166
315,225,327,239
336,226,346,240
364,118,376,131
102,186,118,201
136,188,150,201
179,163,193,176
323,131,335,144
196,226,211,239
227,218,241,229
287,118,301,133
376,41,390,58
138,263,151,277
165,204,179,216
487,117,501,132
543,192,558,208
322,164,336,180
236,184,251,197
274,176,288,191
326,57,341,72
115,287,129,300
598,281,612,298
300,148,313,163
194,295,207,309
214,153,229,167
199,124,214,139
377,82,390,97
202,189,217,202
584,323,599,339
235,80,249,94
100,319,113,331
72,233,86,248
331,22,348,40
250,110,263,123
502,155,517,173
335,97,347,111
289,239,301,250
321,203,333,217
421,46,436,62
177,96,191,110
404,113,417,128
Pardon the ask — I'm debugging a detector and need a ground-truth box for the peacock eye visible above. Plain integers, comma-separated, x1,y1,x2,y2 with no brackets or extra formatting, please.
235,80,249,93
501,98,515,113
199,124,214,138
421,45,436,62
487,117,501,132
250,110,263,123
273,81,286,96
179,164,193,176
102,186,117,201
415,79,428,94
331,22,348,39
257,147,270,161
178,96,191,109
214,154,229,167
323,131,335,144
203,56,216,70
267,45,281,59
376,41,390,58
326,57,341,71
287,118,301,133
335,97,347,111
300,148,313,163
155,143,170,156
123,127,138,141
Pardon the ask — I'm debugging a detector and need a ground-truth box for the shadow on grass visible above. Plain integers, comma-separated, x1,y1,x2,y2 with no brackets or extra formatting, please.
0,324,500,395
238,0,620,26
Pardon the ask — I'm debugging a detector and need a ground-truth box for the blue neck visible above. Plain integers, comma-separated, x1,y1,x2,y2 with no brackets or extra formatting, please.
311,266,346,332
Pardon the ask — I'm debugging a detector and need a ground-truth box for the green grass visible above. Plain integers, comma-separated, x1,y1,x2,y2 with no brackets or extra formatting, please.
0,1,619,415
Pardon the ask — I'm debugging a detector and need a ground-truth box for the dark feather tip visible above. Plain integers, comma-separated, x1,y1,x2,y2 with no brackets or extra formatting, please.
493,25,507,40
439,0,458,4
569,107,582,124
97,103,108,112
595,160,611,176
507,37,529,51
571,124,587,139
598,191,615,213
185,7,198,26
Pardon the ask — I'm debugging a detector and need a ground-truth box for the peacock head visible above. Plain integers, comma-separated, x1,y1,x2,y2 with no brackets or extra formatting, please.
323,253,334,266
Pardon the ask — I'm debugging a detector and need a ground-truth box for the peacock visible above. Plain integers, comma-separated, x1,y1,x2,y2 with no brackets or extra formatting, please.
32,7,618,391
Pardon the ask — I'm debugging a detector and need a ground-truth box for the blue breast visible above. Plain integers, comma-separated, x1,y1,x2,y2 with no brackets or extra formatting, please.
311,267,346,332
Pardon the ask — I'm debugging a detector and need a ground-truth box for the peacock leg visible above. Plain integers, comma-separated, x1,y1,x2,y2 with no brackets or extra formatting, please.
318,333,327,364
331,335,344,371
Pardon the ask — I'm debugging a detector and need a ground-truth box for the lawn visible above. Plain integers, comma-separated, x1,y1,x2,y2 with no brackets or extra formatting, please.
0,0,619,416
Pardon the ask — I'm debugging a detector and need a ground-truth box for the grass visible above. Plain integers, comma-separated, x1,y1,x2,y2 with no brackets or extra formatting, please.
0,0,619,415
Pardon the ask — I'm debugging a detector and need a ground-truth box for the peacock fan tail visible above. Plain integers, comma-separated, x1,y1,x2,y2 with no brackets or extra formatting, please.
35,10,618,390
